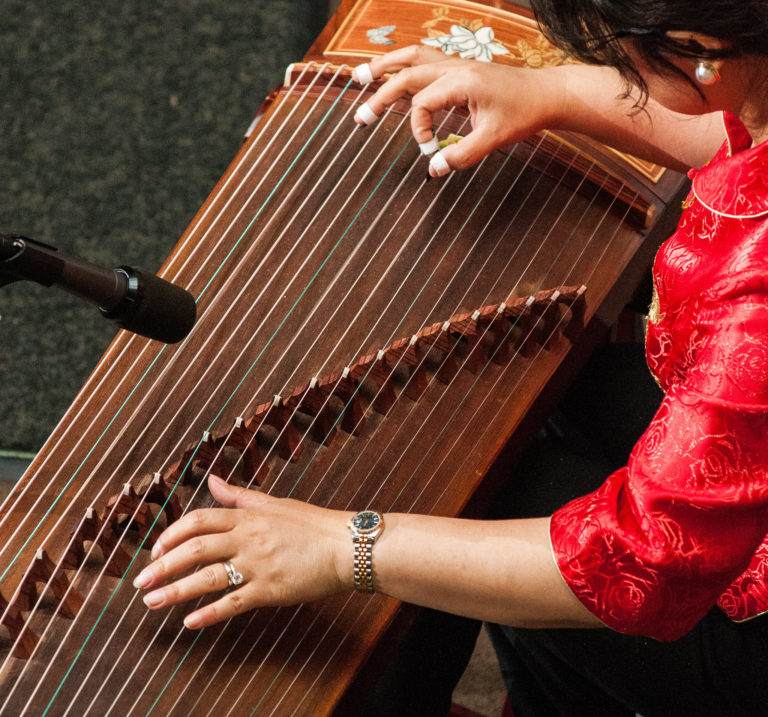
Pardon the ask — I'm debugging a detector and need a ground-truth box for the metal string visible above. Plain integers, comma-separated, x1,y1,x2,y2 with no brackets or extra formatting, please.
1,64,648,712
126,138,618,713
1,65,370,712
0,62,326,571
158,141,600,712
86,110,466,717
21,71,436,712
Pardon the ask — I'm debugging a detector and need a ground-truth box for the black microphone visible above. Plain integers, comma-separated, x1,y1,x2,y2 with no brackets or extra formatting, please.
0,233,196,344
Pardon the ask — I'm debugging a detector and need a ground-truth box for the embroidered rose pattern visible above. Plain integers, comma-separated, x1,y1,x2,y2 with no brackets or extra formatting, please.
552,113,768,641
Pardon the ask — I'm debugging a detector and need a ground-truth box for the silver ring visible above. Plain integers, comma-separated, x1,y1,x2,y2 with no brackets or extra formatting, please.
224,560,243,587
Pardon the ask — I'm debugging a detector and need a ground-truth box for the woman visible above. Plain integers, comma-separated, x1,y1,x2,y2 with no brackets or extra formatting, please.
134,1,768,713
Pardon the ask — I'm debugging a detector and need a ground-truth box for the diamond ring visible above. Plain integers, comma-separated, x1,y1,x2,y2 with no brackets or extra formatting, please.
223,560,243,588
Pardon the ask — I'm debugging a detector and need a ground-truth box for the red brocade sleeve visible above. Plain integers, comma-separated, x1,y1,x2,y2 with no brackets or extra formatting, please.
550,293,768,641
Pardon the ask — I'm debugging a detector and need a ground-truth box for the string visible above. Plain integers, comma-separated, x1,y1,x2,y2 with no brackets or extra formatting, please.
97,148,612,712
305,134,565,509
172,155,624,712
85,109,451,717
111,134,612,712
27,75,432,712
0,61,325,562
2,63,352,684
108,113,474,716
110,102,477,715
2,65,372,712
1,65,372,712
3,65,652,712
389,174,619,516
367,156,598,513
219,143,593,713
283,191,635,717
202,133,632,712
174,137,582,713
134,119,493,716
0,62,334,583
243,170,625,716
423,194,636,516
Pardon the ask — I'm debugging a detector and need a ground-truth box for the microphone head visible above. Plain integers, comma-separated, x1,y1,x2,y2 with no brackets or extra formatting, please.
102,266,196,343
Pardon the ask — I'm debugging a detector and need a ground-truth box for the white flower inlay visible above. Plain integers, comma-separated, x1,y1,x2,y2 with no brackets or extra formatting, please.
421,25,509,62
367,25,396,46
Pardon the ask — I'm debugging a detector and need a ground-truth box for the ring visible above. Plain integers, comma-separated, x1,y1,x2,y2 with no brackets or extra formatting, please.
224,560,243,588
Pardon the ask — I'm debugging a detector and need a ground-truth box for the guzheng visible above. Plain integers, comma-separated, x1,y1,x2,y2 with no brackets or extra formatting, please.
0,1,686,714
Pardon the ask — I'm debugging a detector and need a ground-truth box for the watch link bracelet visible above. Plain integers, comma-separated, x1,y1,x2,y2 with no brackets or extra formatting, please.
348,510,385,593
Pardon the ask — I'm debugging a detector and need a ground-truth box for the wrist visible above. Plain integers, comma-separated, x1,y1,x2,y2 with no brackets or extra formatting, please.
533,65,571,132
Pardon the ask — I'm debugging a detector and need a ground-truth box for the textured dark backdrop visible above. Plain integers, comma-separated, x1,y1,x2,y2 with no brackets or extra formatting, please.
0,1,330,452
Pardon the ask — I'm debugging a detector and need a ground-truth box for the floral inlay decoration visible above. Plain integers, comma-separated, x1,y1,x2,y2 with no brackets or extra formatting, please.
421,7,572,67
367,25,396,45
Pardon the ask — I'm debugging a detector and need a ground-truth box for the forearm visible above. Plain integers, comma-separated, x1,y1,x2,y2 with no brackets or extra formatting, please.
544,64,724,170
362,50,724,174
138,479,602,630
368,513,602,628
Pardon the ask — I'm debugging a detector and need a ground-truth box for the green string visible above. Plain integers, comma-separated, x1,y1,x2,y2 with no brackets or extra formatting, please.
140,134,414,717
40,76,361,716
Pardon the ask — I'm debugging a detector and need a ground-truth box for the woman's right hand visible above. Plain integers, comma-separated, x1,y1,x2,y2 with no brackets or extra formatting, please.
352,45,566,175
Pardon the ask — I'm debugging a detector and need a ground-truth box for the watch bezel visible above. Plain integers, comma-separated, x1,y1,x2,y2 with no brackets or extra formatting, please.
350,509,383,535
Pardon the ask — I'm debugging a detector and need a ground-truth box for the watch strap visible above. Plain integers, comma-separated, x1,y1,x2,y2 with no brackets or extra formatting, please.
352,535,376,592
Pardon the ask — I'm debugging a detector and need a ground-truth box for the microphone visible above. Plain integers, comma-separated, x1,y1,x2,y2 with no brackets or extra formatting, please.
0,233,196,344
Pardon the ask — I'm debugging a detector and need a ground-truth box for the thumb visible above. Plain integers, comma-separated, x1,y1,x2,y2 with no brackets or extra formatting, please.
208,473,268,509
428,128,502,176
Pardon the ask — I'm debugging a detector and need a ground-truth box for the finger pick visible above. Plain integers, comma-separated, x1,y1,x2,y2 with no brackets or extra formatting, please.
418,137,440,156
429,151,452,177
353,101,379,126
353,63,374,85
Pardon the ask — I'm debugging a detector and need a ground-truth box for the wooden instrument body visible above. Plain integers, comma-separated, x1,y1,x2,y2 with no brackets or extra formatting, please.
0,1,686,714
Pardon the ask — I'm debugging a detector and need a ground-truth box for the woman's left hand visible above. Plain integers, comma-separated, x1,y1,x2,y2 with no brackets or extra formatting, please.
133,474,353,629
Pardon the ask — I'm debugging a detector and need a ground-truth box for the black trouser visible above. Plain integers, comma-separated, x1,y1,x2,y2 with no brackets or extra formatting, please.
366,343,768,716
488,607,768,717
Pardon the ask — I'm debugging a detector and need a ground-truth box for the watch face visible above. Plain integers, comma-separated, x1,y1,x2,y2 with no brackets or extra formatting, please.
353,510,381,533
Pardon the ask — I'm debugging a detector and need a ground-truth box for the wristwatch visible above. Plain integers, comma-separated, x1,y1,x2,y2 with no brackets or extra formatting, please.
348,510,384,593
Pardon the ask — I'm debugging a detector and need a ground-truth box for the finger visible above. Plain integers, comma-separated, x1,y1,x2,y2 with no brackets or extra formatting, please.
426,129,500,177
134,531,234,589
150,505,236,559
407,75,475,146
352,45,449,84
428,125,504,176
208,472,272,510
183,587,252,630
142,560,235,611
354,63,452,127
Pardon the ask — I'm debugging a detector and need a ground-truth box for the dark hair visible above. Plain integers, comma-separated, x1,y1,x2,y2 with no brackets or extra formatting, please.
530,0,768,105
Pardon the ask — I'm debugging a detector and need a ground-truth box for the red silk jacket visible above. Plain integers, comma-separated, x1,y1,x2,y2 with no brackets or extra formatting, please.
550,113,768,641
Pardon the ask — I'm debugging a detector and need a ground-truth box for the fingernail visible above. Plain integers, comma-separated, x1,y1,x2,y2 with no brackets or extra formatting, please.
418,137,440,156
133,567,152,589
184,613,202,630
150,543,162,560
429,151,451,177
353,101,379,126
143,590,164,608
353,63,373,85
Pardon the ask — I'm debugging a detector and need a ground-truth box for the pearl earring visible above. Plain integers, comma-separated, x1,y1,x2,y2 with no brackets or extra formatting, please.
695,61,721,86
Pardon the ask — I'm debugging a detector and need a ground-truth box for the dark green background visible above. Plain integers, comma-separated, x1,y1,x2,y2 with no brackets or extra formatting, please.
0,1,330,451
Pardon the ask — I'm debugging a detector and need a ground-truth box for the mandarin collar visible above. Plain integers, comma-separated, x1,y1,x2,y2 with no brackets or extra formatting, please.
690,112,768,219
